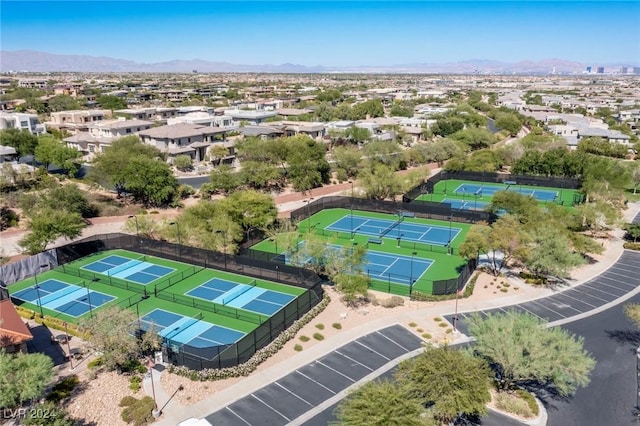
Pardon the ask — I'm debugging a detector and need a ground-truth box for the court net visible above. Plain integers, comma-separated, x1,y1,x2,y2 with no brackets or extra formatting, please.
380,216,404,237
107,256,146,276
39,284,81,306
221,280,256,306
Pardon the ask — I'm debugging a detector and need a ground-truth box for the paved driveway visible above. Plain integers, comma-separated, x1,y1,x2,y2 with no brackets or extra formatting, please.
445,250,640,335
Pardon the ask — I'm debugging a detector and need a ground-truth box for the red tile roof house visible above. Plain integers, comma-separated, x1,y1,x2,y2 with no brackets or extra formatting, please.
0,299,33,353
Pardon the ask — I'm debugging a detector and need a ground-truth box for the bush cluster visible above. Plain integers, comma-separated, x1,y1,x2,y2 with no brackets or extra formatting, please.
168,293,331,381
14,306,88,338
380,296,405,308
46,375,79,404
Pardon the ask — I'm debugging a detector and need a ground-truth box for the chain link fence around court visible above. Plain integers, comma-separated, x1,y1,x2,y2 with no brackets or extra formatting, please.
52,232,324,370
257,196,479,297
404,170,584,206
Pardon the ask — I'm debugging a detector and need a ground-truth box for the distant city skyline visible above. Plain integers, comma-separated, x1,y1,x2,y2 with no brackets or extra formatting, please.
1,1,639,67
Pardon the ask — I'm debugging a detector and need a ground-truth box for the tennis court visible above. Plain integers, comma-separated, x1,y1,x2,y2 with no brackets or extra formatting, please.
140,308,246,348
364,251,433,286
186,278,296,316
11,279,115,317
453,182,558,202
441,198,490,211
81,255,175,285
326,214,461,246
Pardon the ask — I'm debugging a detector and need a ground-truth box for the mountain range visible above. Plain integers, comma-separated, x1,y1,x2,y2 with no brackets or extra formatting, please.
0,50,630,74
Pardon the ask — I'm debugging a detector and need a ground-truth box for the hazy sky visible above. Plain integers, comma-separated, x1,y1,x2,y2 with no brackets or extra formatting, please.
1,1,639,66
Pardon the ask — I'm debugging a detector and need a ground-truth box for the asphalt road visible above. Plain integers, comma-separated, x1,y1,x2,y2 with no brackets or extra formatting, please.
544,291,640,426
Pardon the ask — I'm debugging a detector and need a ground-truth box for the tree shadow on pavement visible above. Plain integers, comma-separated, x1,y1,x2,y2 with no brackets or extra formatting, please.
606,329,640,352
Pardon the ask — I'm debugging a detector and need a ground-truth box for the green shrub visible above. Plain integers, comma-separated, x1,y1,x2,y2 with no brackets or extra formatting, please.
438,322,448,328
463,272,480,297
380,296,405,308
416,328,424,333
495,390,537,418
433,317,442,322
500,288,508,293
299,335,310,342
515,389,539,416
120,395,155,426
294,344,303,352
408,322,417,327
624,242,640,251
88,357,104,370
46,375,79,403
332,323,342,330
315,323,325,330
120,359,146,374
445,328,453,334
129,375,142,392
313,333,324,341
422,333,432,339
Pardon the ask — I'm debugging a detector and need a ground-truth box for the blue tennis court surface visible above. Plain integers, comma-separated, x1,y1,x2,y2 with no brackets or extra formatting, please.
326,215,461,246
442,198,489,211
82,255,175,285
453,183,558,202
365,251,433,286
140,309,246,348
186,278,296,316
10,279,115,317
289,245,433,286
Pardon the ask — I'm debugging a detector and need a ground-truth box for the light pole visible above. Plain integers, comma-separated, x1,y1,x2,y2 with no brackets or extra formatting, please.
453,282,461,334
216,230,227,270
410,251,417,289
304,198,314,234
147,357,160,418
85,282,94,318
169,222,181,255
448,215,453,255
33,264,48,318
128,215,139,236
63,321,74,370
349,180,354,240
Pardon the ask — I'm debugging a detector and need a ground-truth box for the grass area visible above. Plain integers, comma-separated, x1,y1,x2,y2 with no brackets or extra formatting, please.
416,179,584,207
252,208,470,295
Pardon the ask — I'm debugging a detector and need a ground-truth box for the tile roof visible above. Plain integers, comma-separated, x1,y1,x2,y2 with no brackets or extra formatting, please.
0,299,33,347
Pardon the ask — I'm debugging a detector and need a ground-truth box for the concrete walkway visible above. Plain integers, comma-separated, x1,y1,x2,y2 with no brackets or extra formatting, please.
153,202,640,425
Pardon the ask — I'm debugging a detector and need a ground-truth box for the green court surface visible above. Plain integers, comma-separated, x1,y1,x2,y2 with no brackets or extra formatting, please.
7,269,138,322
252,208,470,295
415,179,583,207
8,249,307,337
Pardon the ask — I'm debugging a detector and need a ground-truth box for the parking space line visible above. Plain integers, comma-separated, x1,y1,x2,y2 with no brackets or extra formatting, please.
598,275,637,289
529,299,568,319
250,394,290,422
580,283,623,298
225,407,252,425
295,371,336,395
274,382,313,407
569,289,610,303
334,350,374,371
376,330,409,352
555,292,597,309
602,270,640,284
354,341,390,361
316,360,356,383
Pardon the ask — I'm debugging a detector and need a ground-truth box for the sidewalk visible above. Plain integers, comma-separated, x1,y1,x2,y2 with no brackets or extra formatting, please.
154,202,640,426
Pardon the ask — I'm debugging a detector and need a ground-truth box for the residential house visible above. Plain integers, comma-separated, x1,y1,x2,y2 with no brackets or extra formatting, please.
137,123,231,163
224,109,278,125
46,110,109,134
0,299,33,353
0,112,46,134
167,112,235,129
240,125,284,140
64,118,153,158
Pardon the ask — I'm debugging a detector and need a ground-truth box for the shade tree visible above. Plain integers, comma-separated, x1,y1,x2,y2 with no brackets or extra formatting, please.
468,311,595,396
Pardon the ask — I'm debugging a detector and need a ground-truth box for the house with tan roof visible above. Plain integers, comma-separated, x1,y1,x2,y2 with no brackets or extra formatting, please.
137,123,232,163
0,299,33,353
64,118,153,158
